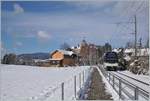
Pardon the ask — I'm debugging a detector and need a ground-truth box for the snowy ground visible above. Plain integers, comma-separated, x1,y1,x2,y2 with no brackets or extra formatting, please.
0,64,91,101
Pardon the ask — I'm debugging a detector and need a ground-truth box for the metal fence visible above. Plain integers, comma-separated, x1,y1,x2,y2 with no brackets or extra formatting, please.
31,67,92,101
99,66,149,101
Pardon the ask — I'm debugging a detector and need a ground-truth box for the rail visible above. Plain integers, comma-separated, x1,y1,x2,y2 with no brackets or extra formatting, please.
99,66,149,100
116,71,149,86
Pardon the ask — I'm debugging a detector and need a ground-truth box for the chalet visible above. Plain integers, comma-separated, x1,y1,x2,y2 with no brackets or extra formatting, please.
50,50,77,67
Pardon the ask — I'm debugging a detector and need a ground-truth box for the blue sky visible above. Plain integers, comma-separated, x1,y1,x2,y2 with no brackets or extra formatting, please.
1,1,149,55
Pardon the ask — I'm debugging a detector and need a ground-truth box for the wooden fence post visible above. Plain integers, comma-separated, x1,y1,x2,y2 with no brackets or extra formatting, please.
61,82,64,100
74,76,76,98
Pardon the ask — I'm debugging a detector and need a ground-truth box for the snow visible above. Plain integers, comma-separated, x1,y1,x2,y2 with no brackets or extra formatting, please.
137,48,149,56
1,64,91,101
112,48,122,53
124,55,131,61
124,48,149,56
57,50,74,56
124,49,134,53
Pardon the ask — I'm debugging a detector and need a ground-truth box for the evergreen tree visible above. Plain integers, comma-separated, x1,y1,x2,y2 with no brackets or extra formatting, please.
2,53,17,64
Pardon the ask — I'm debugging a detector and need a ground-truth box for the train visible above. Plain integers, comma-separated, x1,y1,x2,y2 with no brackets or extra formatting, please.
103,52,119,71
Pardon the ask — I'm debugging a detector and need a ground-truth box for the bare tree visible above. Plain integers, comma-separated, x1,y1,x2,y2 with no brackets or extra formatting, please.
145,38,149,48
104,43,112,52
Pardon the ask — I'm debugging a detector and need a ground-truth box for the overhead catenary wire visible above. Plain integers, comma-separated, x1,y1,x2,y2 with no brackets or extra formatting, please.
114,0,147,56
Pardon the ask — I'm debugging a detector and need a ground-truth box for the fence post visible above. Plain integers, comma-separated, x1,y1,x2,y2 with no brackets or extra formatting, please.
74,76,76,99
83,71,84,83
113,75,114,88
61,82,64,100
135,86,138,100
79,73,81,89
119,79,122,99
109,73,111,83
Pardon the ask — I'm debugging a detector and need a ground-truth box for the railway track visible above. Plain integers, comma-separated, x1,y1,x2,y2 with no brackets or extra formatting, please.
116,71,149,86
108,71,149,100
109,71,149,92
98,65,149,100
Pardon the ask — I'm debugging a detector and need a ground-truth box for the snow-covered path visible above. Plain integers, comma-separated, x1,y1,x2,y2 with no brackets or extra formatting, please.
1,64,91,101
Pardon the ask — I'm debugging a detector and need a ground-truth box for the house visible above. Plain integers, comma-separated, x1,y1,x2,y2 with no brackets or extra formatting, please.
34,59,51,67
124,48,149,57
50,50,77,67
124,48,135,56
79,40,99,65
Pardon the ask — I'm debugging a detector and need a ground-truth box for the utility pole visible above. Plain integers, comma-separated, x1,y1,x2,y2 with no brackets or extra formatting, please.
134,15,137,58
115,15,138,58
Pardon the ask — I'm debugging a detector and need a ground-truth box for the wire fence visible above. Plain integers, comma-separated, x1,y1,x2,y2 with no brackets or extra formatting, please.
29,67,92,101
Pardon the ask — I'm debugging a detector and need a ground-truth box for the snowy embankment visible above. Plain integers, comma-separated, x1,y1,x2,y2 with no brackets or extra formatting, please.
1,64,91,101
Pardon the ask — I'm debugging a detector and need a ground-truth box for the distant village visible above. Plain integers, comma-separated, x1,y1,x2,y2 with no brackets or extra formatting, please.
1,39,149,75
1,40,112,67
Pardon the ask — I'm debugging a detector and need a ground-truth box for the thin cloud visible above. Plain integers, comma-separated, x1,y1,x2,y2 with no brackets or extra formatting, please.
15,42,23,47
1,1,148,49
14,3,24,14
37,31,51,40
112,0,148,17
72,1,113,10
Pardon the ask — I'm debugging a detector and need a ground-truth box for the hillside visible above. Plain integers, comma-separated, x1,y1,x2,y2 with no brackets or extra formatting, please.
17,53,49,60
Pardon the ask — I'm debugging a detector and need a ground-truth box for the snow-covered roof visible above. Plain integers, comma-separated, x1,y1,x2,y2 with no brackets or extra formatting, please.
137,48,149,56
124,48,149,56
124,49,134,53
71,46,75,49
49,58,63,61
71,46,81,50
112,48,121,53
56,50,74,56
34,58,64,62
34,59,50,62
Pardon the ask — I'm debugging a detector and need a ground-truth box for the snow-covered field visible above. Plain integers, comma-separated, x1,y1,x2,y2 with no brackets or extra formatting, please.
0,64,91,101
